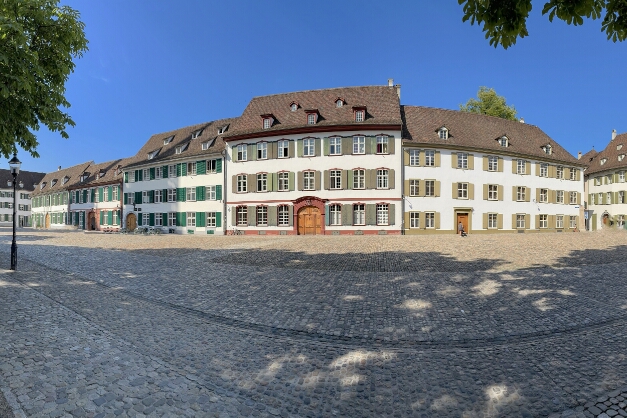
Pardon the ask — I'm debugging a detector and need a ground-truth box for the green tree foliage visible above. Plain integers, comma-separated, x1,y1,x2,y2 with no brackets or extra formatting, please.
458,0,627,48
460,87,518,121
0,0,88,158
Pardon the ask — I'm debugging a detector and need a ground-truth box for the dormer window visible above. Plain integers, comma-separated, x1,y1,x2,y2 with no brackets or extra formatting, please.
163,135,174,145
290,102,299,112
191,129,202,139
81,174,88,182
261,114,274,129
619,154,626,161
618,144,623,150
218,125,229,135
147,149,160,160
498,136,509,147
99,171,106,178
176,143,189,154
601,158,607,165
62,176,69,185
438,127,448,140
335,98,344,107
352,105,366,122
51,179,57,187
543,144,552,155
40,182,46,189
202,139,215,150
305,110,318,125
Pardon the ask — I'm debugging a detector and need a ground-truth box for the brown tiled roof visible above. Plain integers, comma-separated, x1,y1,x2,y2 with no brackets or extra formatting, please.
123,117,238,170
223,86,402,140
579,149,598,167
0,169,46,192
67,158,132,189
585,132,627,175
401,106,581,165
31,161,92,197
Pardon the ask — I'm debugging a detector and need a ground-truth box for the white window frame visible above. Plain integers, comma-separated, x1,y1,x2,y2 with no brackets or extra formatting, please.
458,183,468,199
257,142,267,160
517,187,526,202
556,215,564,229
329,137,342,155
570,216,577,229
353,136,365,154
488,213,497,229
516,214,525,229
353,169,365,190
457,153,468,169
539,214,548,229
187,162,197,176
620,171,626,183
425,212,435,228
376,136,389,154
409,150,419,166
376,169,389,189
488,184,498,201
207,159,217,173
425,150,435,167
517,159,526,175
237,175,247,193
376,204,389,226
556,166,564,179
330,170,342,190
607,191,612,204
263,118,272,129
167,189,176,203
355,110,364,122
410,212,420,228
570,192,577,204
425,180,435,197
155,213,163,227
595,177,601,186
278,172,289,191
207,185,216,200
307,114,316,125
142,212,149,226
409,179,419,197
569,169,576,181
303,171,315,191
556,190,564,204
257,174,267,192
237,206,248,226
488,156,498,172
237,144,247,162
278,205,289,226
540,189,548,203
154,189,162,203
257,206,268,226
187,212,196,227
206,212,216,227
168,212,176,227
142,191,150,204
353,204,365,225
540,163,548,177
278,140,289,158
329,204,341,226
303,138,315,157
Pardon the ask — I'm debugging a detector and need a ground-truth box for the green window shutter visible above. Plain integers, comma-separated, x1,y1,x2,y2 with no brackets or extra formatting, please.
135,191,142,203
150,167,155,180
163,189,168,201
162,212,168,226
124,193,128,204
196,212,205,227
108,211,113,225
325,206,330,226
117,210,121,225
216,159,222,173
83,190,87,202
196,186,205,201
342,204,352,226
149,213,155,226
99,188,104,202
177,212,185,226
297,139,304,157
271,173,278,191
163,166,169,178
100,211,104,224
124,172,128,183
365,204,376,225
216,212,222,227
75,191,79,203
149,190,155,203
137,214,143,226
91,189,95,202
216,185,222,200
288,172,295,191
389,204,395,225
176,188,186,202
108,186,113,201
197,160,206,175
176,164,182,177
182,163,188,176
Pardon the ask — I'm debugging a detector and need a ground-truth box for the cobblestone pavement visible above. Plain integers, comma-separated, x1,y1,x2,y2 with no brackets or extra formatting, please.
1,229,627,417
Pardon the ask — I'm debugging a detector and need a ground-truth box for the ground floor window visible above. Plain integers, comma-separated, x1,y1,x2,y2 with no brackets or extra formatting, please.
556,215,564,229
257,206,268,226
278,205,289,226
353,204,365,225
143,212,150,226
79,212,84,228
155,213,163,226
187,212,196,227
488,213,497,229
516,214,525,229
168,212,176,227
425,212,435,228
376,204,388,225
329,204,341,225
539,214,547,228
618,215,625,228
206,212,216,227
237,206,247,226
410,212,419,228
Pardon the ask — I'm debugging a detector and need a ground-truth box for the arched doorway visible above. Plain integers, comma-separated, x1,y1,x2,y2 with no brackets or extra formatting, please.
45,213,50,229
89,212,96,230
126,213,137,231
603,213,610,226
297,206,321,235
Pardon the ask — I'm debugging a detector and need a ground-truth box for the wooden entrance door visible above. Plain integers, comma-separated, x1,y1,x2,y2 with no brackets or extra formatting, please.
45,213,50,229
456,213,468,234
89,213,96,230
297,206,322,235
603,214,609,225
126,213,137,231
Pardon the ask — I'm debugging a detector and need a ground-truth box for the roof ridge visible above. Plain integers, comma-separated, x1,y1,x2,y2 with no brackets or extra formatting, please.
249,85,394,100
402,105,538,128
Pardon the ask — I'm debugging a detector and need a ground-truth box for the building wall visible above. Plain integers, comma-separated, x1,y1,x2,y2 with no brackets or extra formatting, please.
31,191,70,228
403,147,584,234
0,189,33,227
586,169,627,230
225,130,403,235
69,184,122,230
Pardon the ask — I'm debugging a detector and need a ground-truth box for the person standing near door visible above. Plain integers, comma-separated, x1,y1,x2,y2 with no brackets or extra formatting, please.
458,221,464,236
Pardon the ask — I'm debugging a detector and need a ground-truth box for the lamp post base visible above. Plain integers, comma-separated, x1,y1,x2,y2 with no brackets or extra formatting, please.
10,243,17,270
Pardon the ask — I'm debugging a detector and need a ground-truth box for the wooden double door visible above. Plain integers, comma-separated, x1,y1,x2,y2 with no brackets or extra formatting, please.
297,206,322,235
456,213,468,234
126,213,137,231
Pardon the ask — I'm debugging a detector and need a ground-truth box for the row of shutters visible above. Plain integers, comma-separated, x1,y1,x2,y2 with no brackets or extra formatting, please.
72,186,120,203
136,212,222,228
234,170,396,192
123,186,222,204
125,160,222,182
33,193,68,208
589,192,627,205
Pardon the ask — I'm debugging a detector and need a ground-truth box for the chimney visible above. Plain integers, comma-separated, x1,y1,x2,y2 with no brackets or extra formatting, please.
578,151,582,160
519,118,525,123
58,166,61,171
394,84,401,100
388,78,393,87
612,129,617,140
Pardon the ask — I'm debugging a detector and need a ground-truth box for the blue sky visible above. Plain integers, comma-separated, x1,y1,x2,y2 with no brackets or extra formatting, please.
14,1,627,173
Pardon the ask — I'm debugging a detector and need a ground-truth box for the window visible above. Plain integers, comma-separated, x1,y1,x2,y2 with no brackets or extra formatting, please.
336,99,343,107
113,211,119,225
516,214,526,229
278,140,289,158
142,191,150,204
620,171,626,183
163,135,174,145
303,138,315,156
425,212,435,228
278,172,289,191
237,175,247,193
539,214,548,228
201,141,211,151
206,212,216,227
303,171,315,191
425,180,435,197
191,129,202,139
353,136,365,154
257,206,268,226
278,206,289,226
540,188,548,203
186,187,196,201
329,204,341,226
187,212,196,227
570,216,577,229
206,185,216,200
556,166,564,179
141,213,149,226
237,206,247,226
175,143,189,154
457,153,468,169
438,128,448,140
353,204,365,225
263,118,272,129
488,213,498,229
376,169,389,189
154,213,163,227
488,184,498,201
607,191,612,204
154,189,163,203
329,137,341,155
570,169,576,181
376,136,388,154
290,103,298,112
544,144,552,155
148,150,159,160
257,142,267,160
207,159,217,173
570,191,577,204
237,144,247,161
155,166,162,179
169,165,176,178
620,154,626,162
498,137,508,147
540,163,548,177
409,150,419,166
410,212,420,228
601,158,607,165
307,114,316,125
488,156,498,171
598,192,603,204
620,191,625,204
187,162,197,176
517,187,526,202
168,212,177,227
128,171,136,183
409,180,419,196
425,150,435,167
517,160,526,174
127,193,134,205
457,183,468,199
607,175,613,184
330,170,342,189
556,190,564,204
595,177,601,186
376,204,389,225
167,189,176,202
94,189,100,203
355,110,364,122
556,215,564,229
590,194,596,205
257,174,267,192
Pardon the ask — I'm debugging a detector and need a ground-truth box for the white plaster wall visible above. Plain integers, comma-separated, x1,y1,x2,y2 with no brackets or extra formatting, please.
586,169,627,230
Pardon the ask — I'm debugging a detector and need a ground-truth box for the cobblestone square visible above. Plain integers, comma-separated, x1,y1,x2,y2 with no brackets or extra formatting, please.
1,229,627,417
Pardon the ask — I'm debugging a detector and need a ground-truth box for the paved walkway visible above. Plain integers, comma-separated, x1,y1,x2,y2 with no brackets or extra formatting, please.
1,229,627,417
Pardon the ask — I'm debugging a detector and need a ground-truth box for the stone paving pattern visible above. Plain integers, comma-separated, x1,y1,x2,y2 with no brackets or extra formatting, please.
0,229,627,417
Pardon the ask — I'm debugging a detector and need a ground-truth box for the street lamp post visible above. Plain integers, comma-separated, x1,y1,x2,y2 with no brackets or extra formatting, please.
8,153,22,270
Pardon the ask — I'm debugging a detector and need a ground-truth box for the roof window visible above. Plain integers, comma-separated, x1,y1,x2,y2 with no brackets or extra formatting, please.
191,129,203,139
80,174,88,182
218,125,229,135
619,154,625,162
163,135,174,145
306,110,318,125
290,102,299,112
62,176,69,185
40,182,46,190
176,143,189,154
438,127,448,140
498,136,508,147
147,149,160,160
618,144,623,150
51,179,57,187
262,115,274,129
543,144,552,155
202,139,215,150
600,158,607,165
335,98,344,107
